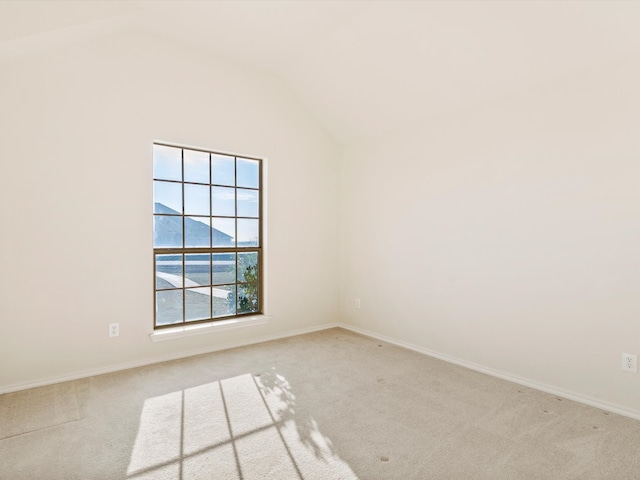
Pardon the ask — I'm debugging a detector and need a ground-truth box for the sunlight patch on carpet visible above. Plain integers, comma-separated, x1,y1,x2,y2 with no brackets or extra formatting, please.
126,372,358,479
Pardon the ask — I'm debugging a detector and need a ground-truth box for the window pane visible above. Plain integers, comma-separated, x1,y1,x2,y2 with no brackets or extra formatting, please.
185,217,211,248
237,158,259,188
185,287,211,321
213,285,236,317
237,218,258,246
212,154,235,186
153,143,261,328
155,254,183,290
185,253,211,286
238,283,259,313
237,252,258,283
154,215,183,248
153,144,182,181
184,184,210,216
237,188,258,218
212,253,236,285
154,181,182,214
212,186,235,217
156,290,183,326
212,218,235,247
183,149,209,184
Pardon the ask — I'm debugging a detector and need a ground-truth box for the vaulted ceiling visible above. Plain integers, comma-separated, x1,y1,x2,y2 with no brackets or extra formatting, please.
3,0,640,145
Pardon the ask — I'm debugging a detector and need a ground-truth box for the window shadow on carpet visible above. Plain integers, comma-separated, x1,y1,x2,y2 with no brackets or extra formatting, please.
125,370,358,480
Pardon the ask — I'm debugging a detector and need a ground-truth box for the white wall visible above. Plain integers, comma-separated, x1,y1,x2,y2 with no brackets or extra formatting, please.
0,31,339,390
339,58,640,413
2,24,638,418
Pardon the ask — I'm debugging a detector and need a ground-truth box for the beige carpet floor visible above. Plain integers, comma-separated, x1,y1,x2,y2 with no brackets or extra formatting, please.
1,328,639,479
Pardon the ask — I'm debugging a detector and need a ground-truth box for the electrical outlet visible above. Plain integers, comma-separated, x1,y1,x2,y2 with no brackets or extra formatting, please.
355,298,361,309
621,353,638,373
109,323,119,338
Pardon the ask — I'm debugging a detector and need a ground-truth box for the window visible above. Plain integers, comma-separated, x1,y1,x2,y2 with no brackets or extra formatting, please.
153,143,262,329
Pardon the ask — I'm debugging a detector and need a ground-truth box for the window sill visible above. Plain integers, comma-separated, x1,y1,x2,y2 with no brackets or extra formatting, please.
149,315,269,342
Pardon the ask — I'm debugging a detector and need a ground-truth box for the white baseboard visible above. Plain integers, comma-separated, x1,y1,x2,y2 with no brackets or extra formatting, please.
337,323,640,422
0,322,339,395
4,320,640,423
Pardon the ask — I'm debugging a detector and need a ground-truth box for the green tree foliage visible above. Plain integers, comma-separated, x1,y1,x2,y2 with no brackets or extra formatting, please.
226,254,259,313
238,265,258,313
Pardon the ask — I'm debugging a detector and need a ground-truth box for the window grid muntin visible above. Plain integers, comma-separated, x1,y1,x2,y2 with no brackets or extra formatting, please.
153,143,262,329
